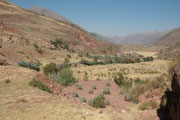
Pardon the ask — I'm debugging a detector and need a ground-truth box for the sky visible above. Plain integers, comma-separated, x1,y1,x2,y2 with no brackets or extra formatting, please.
8,0,180,36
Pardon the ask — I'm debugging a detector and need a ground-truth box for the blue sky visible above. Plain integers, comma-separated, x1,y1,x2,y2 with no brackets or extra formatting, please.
8,0,180,36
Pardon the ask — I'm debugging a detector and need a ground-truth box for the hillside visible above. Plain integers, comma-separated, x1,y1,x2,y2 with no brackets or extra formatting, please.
155,28,180,45
155,28,180,60
0,0,121,64
31,6,72,24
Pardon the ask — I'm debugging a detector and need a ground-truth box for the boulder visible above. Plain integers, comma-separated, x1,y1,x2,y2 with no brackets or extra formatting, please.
158,62,180,120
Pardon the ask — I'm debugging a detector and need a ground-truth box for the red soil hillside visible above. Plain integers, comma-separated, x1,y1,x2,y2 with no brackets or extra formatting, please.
0,0,122,55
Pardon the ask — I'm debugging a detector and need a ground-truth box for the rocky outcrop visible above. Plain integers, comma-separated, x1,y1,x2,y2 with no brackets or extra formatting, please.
172,63,180,94
158,62,180,120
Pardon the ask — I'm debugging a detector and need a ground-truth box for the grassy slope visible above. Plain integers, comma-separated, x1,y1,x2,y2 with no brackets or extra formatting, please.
0,66,124,120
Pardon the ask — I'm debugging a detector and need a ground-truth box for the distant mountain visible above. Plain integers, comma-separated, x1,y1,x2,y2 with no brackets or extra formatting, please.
155,28,180,45
106,30,171,45
31,6,72,23
89,33,113,43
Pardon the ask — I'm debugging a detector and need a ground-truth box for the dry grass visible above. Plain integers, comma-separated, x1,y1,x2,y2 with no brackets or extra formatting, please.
72,59,170,81
0,66,124,120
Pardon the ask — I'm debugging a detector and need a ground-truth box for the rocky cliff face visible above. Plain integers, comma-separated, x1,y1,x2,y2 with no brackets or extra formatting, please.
158,62,180,120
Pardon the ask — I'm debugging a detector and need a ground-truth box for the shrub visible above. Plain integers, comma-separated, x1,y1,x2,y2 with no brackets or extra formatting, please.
106,82,111,86
89,96,105,108
105,99,110,105
63,58,69,68
139,100,158,110
77,85,83,90
18,61,40,71
119,90,124,94
57,68,76,86
125,93,131,101
80,97,86,103
103,87,110,94
92,85,96,90
88,99,94,106
50,39,63,48
89,89,93,94
114,73,124,86
143,56,154,62
83,73,88,81
72,91,78,98
98,93,105,99
4,79,10,83
29,78,51,93
33,43,39,49
96,77,100,81
67,54,71,58
33,43,43,54
43,62,59,75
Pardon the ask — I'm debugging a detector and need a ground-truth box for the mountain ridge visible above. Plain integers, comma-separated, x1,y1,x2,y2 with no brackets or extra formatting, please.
91,30,171,45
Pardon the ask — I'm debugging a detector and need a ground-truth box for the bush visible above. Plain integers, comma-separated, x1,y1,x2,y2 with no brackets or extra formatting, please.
92,85,96,90
119,90,124,94
18,61,40,71
143,56,154,62
83,73,88,81
98,93,105,99
89,96,105,108
88,99,94,106
72,91,78,98
33,43,43,54
125,93,131,101
106,82,110,86
57,68,76,87
103,87,110,94
50,39,63,48
77,85,83,90
43,62,59,75
63,58,69,68
114,73,124,86
67,54,71,58
33,43,39,49
80,97,86,103
29,78,51,93
96,77,100,81
89,89,93,94
4,79,10,83
139,100,158,110
105,99,110,105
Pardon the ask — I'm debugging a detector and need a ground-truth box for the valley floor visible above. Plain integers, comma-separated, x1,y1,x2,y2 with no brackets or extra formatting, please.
0,57,167,120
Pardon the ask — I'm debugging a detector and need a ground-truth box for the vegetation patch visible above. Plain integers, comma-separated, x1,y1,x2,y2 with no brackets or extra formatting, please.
29,78,51,93
18,61,40,71
4,79,11,83
89,89,93,94
139,100,158,110
72,91,78,98
92,85,97,89
80,97,86,103
50,39,69,50
88,96,105,108
79,54,154,66
43,62,61,75
106,82,111,86
57,68,76,87
103,87,110,94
